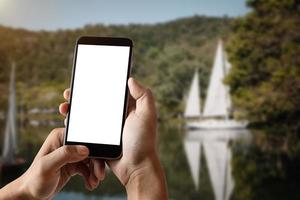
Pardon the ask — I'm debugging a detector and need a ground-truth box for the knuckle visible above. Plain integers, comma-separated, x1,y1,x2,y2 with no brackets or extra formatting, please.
145,88,153,97
50,128,62,135
62,146,71,155
142,88,153,101
144,88,156,106
50,128,57,136
62,146,75,156
50,128,64,139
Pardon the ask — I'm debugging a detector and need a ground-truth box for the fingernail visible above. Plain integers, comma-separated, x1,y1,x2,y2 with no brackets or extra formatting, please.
100,173,105,181
77,146,89,155
128,77,135,86
85,183,92,191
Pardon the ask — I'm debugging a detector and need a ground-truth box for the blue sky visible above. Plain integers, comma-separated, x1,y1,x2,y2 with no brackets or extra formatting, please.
0,0,249,30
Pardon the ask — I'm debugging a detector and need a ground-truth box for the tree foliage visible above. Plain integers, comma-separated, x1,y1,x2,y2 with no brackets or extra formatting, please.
227,1,300,199
227,0,300,127
0,16,231,120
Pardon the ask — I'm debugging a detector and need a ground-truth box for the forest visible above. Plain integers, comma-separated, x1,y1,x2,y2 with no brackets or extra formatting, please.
0,15,231,119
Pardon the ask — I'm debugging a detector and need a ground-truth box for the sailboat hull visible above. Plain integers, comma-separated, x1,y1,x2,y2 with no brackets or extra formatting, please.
187,119,248,130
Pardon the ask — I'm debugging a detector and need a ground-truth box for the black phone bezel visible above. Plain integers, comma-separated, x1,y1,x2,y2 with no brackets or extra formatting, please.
64,36,133,159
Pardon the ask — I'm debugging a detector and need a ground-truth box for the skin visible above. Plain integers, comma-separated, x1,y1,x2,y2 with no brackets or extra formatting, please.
0,77,167,200
60,78,168,200
0,128,105,200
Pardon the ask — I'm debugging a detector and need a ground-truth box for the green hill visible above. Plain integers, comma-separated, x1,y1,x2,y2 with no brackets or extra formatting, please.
0,15,231,119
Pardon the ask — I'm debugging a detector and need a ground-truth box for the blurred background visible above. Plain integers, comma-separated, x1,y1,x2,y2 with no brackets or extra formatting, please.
0,0,300,199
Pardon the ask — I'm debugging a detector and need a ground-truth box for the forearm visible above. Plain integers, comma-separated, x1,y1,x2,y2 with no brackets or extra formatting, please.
125,155,168,200
0,177,31,200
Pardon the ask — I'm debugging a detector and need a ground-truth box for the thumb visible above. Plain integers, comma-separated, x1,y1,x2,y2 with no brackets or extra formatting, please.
127,77,155,115
43,145,89,172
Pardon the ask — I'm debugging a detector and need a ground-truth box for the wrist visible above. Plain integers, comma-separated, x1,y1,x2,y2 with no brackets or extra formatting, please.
125,152,168,200
0,176,34,200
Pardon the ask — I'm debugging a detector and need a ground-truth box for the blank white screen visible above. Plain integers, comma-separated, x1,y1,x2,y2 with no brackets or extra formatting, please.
67,44,130,145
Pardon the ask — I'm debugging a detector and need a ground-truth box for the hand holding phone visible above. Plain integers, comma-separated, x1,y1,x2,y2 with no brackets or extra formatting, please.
61,78,168,200
62,36,167,198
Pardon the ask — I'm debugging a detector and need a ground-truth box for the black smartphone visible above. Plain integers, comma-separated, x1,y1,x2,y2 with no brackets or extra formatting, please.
64,36,133,159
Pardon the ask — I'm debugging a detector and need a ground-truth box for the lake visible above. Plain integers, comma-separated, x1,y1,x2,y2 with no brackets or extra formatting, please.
0,118,299,199
54,192,125,200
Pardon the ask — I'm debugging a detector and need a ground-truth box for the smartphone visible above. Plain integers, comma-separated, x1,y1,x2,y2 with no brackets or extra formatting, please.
64,36,133,159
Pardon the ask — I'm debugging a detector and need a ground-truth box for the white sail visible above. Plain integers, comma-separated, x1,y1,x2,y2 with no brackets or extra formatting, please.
183,140,201,189
184,70,201,118
2,63,18,165
203,141,228,200
203,40,231,118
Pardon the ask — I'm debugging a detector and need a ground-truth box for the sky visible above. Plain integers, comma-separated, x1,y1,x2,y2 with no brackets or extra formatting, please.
0,0,249,31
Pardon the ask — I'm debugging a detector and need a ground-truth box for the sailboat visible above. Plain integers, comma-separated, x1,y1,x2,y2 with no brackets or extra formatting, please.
1,63,25,171
184,40,247,130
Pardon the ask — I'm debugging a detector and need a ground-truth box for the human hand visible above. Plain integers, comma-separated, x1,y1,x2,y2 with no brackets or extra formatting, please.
0,128,105,200
60,77,168,199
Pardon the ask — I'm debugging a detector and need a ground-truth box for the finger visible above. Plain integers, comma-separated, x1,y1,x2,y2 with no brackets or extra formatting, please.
63,88,71,100
127,77,147,100
75,161,94,191
75,162,94,191
85,179,94,191
88,159,100,190
70,162,95,190
59,102,69,116
64,118,67,126
43,145,89,171
82,158,90,164
54,162,91,192
92,159,105,181
64,162,90,180
127,77,156,115
127,94,136,114
35,128,65,159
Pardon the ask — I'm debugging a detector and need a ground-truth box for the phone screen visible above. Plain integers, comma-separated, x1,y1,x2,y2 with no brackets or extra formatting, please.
66,44,130,145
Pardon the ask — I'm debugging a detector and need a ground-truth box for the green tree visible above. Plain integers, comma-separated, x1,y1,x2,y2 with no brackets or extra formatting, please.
227,0,300,199
227,0,300,127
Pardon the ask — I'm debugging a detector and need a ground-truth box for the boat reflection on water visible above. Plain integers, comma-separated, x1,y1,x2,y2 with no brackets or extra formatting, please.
183,128,251,200
1,63,26,184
